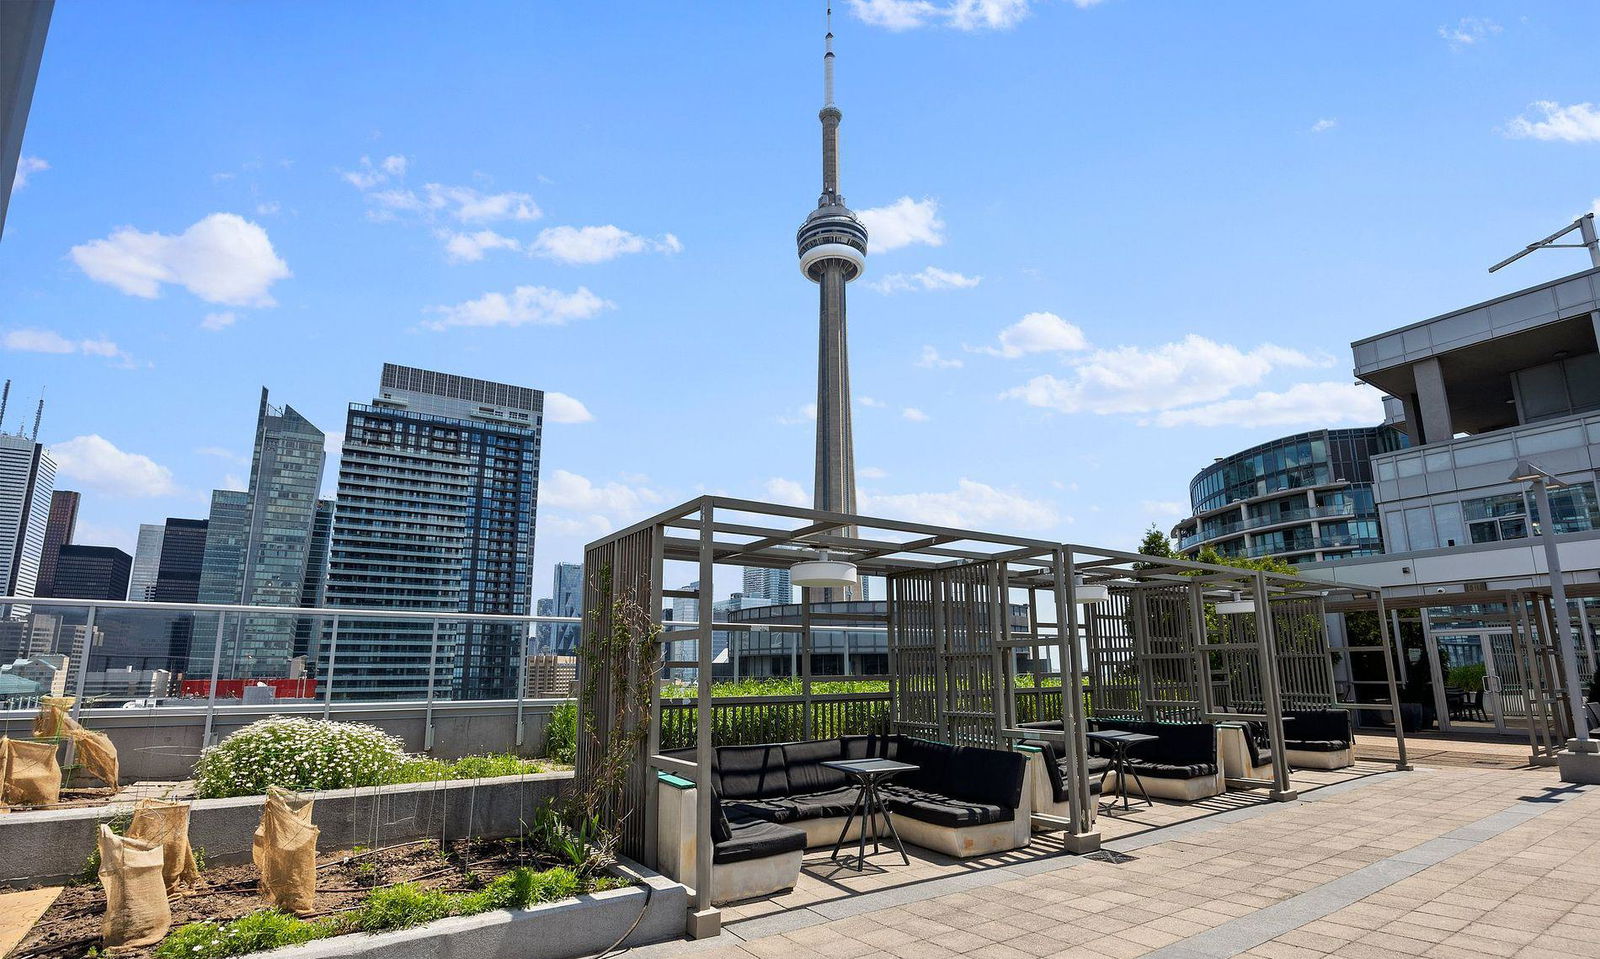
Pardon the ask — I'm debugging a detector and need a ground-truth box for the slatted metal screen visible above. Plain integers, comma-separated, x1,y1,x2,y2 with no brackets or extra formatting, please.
1086,589,1139,718
888,562,1009,746
576,526,658,864
1270,595,1338,710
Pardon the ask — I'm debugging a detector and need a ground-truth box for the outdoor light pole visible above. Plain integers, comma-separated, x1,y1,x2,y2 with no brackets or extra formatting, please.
1511,461,1594,754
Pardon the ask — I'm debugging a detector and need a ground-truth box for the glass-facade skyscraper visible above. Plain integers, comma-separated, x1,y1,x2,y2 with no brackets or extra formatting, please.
0,432,56,614
323,364,542,701
194,389,327,679
551,562,583,653
34,489,78,597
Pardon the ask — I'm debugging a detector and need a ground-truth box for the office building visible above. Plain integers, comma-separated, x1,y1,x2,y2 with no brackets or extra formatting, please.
195,390,327,678
742,566,793,606
127,523,164,601
0,0,52,240
1302,262,1600,736
0,431,55,608
551,562,583,653
1172,417,1406,563
34,489,77,596
323,364,542,700
50,544,131,600
153,518,208,603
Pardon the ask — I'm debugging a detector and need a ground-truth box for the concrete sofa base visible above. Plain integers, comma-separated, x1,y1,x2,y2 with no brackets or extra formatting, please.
260,858,686,959
1105,770,1224,802
0,771,571,888
714,850,804,903
1286,748,1352,770
1218,724,1274,781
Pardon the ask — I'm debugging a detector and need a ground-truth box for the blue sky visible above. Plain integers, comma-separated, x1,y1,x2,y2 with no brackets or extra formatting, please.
2,1,1599,601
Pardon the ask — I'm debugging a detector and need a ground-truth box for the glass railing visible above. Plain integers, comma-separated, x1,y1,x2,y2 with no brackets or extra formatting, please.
1180,504,1361,550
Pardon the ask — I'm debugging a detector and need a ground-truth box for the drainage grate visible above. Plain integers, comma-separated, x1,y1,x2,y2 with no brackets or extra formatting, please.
1084,849,1137,864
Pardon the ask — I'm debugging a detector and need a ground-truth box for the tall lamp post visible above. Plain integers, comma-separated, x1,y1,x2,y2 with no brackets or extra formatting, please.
1510,461,1597,777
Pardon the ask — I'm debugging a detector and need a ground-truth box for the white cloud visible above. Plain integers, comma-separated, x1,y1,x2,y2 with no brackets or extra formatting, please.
863,479,1059,532
545,392,594,424
195,445,246,464
51,435,178,497
859,396,886,408
3,329,130,364
916,345,963,369
871,266,981,294
901,407,930,422
423,285,613,331
440,229,522,263
255,201,281,216
849,0,1034,31
764,477,810,507
1439,17,1500,48
529,225,681,265
70,213,290,306
539,469,664,536
1151,382,1386,429
1310,118,1338,133
777,403,818,425
858,197,945,250
1505,101,1600,143
222,473,247,492
423,183,540,223
340,154,409,190
1002,334,1322,415
861,466,888,480
974,312,1088,358
200,311,238,332
12,156,47,190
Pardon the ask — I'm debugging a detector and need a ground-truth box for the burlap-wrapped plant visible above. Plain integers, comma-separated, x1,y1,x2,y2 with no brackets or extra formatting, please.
70,727,120,788
98,823,171,948
253,786,319,915
34,696,78,739
128,798,201,891
2,738,61,805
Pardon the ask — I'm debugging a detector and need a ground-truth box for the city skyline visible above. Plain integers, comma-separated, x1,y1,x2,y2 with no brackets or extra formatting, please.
3,4,1600,599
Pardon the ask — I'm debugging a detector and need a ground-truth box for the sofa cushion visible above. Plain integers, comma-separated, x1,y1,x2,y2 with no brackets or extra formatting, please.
893,736,958,795
1243,722,1274,768
1284,709,1352,750
711,790,733,843
1123,758,1218,780
717,744,789,799
880,785,1014,827
1090,718,1216,773
840,735,874,760
1285,739,1348,753
724,786,860,824
1022,739,1107,801
713,818,806,864
783,738,848,793
947,745,1025,810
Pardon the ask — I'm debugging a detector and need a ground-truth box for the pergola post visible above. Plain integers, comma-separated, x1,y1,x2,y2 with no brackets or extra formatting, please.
1253,571,1296,802
1057,547,1099,852
1372,589,1412,771
689,500,719,938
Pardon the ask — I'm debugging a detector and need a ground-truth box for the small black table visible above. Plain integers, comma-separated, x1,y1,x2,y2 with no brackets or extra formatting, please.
822,758,917,869
1085,730,1159,811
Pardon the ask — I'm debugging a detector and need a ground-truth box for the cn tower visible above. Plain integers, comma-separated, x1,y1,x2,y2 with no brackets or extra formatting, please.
796,8,868,600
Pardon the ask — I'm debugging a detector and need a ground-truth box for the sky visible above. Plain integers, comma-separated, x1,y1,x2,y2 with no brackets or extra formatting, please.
2,1,1599,603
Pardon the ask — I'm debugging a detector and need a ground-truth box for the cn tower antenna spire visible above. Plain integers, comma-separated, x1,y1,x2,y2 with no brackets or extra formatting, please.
824,5,835,108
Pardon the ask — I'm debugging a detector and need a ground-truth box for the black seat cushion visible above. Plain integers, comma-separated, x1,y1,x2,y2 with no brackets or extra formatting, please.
1283,709,1352,750
879,785,1014,827
716,743,789,799
1243,722,1274,768
947,743,1026,810
713,818,806,864
840,734,874,760
723,786,860,824
1021,739,1105,801
1122,758,1218,779
893,736,959,795
782,738,848,793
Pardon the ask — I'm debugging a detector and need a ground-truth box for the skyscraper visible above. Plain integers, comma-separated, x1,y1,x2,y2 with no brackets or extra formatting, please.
797,17,867,601
194,390,327,678
127,523,165,601
34,489,78,597
324,364,542,700
0,431,56,610
551,562,583,653
51,545,132,600
741,566,793,606
153,517,208,668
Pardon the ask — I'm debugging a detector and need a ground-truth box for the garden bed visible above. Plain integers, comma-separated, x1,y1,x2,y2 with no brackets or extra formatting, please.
10,836,655,959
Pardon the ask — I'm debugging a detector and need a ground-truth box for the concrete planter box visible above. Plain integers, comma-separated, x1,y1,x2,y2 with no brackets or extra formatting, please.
257,859,685,959
0,770,573,888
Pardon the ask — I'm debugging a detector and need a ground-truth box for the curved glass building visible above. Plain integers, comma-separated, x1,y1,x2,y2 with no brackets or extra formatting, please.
1173,424,1407,563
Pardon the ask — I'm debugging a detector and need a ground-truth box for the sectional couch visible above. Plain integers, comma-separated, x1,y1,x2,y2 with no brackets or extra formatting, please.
656,733,1031,904
1019,717,1224,802
1282,708,1353,769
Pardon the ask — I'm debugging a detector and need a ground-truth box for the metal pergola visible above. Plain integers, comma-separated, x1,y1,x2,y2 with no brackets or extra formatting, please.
576,497,1408,930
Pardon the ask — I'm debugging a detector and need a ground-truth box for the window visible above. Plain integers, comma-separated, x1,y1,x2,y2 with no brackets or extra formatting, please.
1464,492,1527,544
1528,481,1600,535
1513,352,1600,424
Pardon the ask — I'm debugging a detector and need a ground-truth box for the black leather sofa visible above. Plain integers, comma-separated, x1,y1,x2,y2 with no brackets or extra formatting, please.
1282,709,1353,768
1022,717,1224,801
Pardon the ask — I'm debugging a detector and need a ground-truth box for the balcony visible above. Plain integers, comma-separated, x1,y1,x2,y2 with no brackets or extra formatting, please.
1179,503,1361,551
1371,408,1600,505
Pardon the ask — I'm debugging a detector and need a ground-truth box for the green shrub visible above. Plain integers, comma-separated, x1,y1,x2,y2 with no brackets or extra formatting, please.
544,702,577,764
1447,663,1487,692
386,753,542,784
194,717,410,799
155,911,337,959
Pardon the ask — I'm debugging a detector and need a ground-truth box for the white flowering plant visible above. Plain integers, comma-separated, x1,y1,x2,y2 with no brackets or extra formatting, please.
193,716,410,799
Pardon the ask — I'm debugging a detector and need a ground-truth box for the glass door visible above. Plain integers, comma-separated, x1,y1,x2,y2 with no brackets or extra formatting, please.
1432,629,1524,735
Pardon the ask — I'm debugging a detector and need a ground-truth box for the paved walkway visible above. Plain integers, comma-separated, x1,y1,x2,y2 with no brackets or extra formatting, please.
638,762,1599,959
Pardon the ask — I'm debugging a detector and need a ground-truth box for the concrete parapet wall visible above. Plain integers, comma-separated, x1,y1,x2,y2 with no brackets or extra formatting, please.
0,770,574,888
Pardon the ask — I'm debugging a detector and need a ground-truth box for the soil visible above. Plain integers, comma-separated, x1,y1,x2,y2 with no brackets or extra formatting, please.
8,837,583,959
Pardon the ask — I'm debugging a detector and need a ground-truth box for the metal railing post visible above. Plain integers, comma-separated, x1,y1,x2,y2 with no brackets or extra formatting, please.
515,621,529,748
322,615,340,720
202,612,227,749
424,619,440,751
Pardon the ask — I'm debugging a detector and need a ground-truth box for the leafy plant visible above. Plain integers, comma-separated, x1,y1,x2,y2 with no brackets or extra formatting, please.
544,701,577,764
1447,663,1487,692
387,752,544,784
350,884,460,932
154,911,338,959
